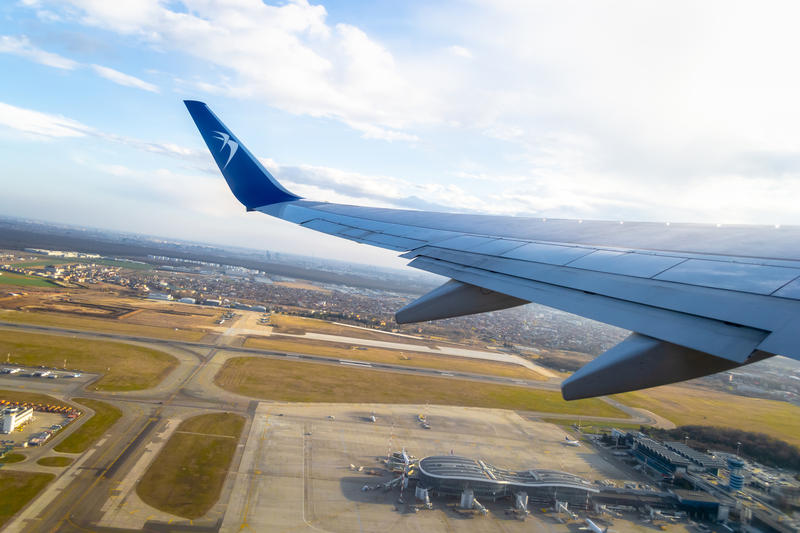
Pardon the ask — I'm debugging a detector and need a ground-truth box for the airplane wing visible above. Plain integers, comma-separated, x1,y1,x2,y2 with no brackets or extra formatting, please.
185,100,800,400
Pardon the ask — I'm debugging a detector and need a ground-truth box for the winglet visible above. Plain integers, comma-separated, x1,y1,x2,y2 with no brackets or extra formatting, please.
184,100,300,209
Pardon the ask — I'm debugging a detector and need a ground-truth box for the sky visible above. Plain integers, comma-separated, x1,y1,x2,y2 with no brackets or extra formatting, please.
1,1,800,268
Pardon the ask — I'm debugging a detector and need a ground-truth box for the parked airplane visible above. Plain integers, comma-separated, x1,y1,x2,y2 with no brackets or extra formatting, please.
564,436,581,447
580,518,609,533
185,101,800,400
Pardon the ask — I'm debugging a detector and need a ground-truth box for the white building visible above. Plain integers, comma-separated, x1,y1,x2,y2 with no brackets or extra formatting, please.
1,407,34,433
147,292,173,301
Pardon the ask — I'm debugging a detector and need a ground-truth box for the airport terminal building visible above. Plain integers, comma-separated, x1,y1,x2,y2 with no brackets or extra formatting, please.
1,407,33,433
416,455,598,508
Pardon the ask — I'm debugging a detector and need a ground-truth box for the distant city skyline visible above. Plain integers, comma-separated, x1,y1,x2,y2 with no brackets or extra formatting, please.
2,1,800,268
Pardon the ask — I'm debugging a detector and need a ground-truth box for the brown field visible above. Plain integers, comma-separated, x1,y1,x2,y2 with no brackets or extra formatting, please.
614,384,800,448
244,335,547,380
120,308,220,329
0,290,220,341
273,280,331,292
0,330,178,391
137,412,245,518
215,356,624,417
0,309,207,342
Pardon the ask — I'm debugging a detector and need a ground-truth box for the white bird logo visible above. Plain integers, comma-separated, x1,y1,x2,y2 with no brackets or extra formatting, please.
213,130,238,169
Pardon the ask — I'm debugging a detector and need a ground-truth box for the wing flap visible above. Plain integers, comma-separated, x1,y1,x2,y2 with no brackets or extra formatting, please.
404,245,799,332
408,255,768,362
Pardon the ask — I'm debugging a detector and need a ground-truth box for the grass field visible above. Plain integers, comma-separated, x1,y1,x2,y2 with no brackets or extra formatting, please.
0,471,55,528
614,384,800,448
36,456,73,467
0,453,26,464
0,272,59,288
0,330,178,391
0,389,63,406
54,399,122,453
245,335,547,380
136,413,245,519
13,258,152,271
0,309,207,342
215,356,625,417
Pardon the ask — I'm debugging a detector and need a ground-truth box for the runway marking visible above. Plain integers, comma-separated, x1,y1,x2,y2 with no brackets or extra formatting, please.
338,360,372,368
173,430,238,438
300,425,333,533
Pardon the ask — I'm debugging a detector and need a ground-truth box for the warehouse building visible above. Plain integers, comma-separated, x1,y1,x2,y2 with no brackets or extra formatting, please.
416,455,597,509
1,406,33,433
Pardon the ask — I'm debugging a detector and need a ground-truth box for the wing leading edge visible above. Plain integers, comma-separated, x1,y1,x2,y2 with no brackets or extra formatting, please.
184,100,800,400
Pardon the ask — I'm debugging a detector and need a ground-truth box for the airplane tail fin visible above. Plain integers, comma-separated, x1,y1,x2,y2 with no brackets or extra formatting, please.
184,100,300,210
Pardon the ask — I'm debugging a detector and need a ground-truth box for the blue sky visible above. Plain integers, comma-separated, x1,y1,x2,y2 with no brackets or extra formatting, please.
2,1,800,267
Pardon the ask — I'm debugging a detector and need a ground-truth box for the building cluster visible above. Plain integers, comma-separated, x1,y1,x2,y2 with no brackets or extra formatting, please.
385,448,800,531
0,396,81,455
23,248,101,259
1,261,122,285
603,430,800,532
2,247,629,355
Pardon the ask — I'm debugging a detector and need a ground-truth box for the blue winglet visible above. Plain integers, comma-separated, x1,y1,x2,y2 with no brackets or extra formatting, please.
184,100,300,209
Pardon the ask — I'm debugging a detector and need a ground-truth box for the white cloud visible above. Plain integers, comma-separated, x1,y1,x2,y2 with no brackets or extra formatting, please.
35,0,439,139
0,102,90,138
0,35,78,69
0,34,159,93
90,64,159,92
0,101,199,171
447,45,472,59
